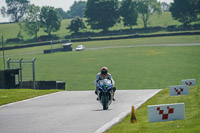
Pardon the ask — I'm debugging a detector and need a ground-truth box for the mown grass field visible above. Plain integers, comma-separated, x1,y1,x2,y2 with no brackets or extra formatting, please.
0,35,200,91
0,12,182,42
106,85,200,133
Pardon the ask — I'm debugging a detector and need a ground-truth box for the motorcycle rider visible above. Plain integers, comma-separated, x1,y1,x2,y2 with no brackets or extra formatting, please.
94,67,116,101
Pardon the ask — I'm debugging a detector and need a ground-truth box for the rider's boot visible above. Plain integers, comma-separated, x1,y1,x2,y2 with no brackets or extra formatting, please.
112,87,116,101
112,97,116,101
112,92,116,101
95,90,98,95
95,88,99,101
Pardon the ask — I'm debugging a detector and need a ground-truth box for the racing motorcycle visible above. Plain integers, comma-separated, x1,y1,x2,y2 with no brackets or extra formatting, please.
97,79,114,110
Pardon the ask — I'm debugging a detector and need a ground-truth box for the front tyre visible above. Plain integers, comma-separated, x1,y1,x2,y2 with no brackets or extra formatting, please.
102,95,109,110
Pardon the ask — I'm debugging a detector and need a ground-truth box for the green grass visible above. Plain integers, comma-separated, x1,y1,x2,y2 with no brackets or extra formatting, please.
106,85,200,133
0,12,182,42
112,12,182,31
0,22,20,40
0,89,61,106
1,35,200,91
76,35,200,48
145,12,182,27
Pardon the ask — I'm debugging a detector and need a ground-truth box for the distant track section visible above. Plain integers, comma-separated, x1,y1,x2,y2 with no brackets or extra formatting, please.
1,43,200,58
1,31,200,51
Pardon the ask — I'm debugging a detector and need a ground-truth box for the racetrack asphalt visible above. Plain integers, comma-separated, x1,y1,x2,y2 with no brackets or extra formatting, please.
0,90,161,133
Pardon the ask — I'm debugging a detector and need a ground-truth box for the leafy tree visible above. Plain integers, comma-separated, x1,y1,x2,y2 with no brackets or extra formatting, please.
57,8,69,19
0,7,7,18
198,0,200,13
170,0,200,25
66,11,72,18
67,17,86,34
120,0,138,29
135,0,161,28
85,0,120,32
17,22,24,41
40,6,62,37
68,1,87,18
21,4,40,39
1,0,30,22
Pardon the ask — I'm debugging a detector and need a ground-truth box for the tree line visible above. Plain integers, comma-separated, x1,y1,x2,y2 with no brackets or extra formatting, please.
69,0,200,33
1,0,200,41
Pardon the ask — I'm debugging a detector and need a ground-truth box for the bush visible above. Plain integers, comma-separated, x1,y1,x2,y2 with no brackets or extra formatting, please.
6,38,20,43
37,35,59,42
167,25,177,31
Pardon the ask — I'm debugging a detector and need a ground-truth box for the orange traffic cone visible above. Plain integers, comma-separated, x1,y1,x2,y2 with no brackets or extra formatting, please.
131,106,137,123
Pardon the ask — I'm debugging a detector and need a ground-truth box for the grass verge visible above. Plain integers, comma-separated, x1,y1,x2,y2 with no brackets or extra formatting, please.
0,89,62,106
106,85,200,133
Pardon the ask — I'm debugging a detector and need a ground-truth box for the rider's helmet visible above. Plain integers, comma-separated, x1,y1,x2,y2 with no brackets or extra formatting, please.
101,67,108,77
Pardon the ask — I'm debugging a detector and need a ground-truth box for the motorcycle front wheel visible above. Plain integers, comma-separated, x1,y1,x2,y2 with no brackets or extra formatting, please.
102,95,109,110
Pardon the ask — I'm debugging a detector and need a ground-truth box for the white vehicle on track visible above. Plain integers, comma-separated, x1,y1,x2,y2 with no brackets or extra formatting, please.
75,45,85,51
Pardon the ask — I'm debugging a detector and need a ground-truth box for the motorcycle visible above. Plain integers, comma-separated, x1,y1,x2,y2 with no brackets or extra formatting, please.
97,79,114,110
